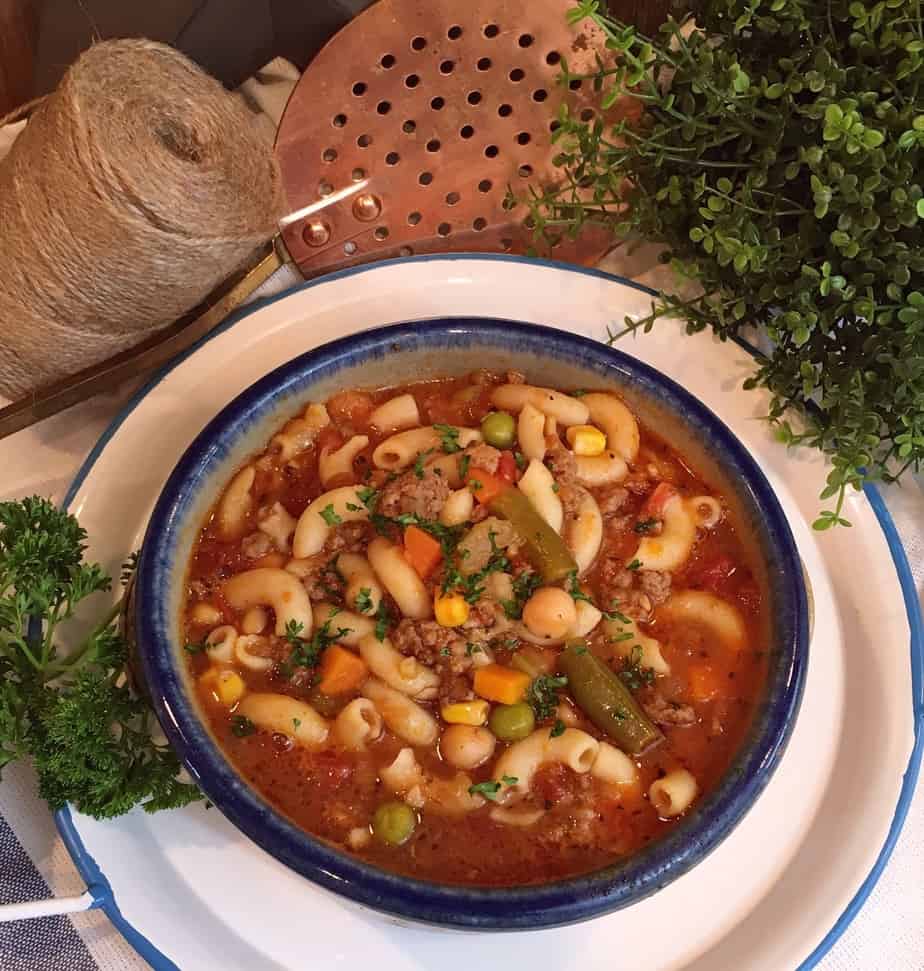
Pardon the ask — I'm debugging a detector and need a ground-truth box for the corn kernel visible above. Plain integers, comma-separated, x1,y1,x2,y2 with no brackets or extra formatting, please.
434,593,470,627
441,700,490,726
566,425,607,457
216,670,246,706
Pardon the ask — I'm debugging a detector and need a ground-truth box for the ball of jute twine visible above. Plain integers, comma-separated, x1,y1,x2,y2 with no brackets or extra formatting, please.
0,39,286,399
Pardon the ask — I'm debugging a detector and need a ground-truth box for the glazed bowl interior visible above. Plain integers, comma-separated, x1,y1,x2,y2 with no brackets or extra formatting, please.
136,318,807,930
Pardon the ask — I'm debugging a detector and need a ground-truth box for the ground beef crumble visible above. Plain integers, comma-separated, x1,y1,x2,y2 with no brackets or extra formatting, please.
379,468,451,519
643,691,697,726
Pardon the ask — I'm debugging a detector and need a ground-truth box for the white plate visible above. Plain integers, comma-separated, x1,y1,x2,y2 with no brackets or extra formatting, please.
58,256,922,971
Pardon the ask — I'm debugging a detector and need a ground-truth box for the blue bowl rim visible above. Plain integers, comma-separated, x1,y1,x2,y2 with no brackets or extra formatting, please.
135,316,808,930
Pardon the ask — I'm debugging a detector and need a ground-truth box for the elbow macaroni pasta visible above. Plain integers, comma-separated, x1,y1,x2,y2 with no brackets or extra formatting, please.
517,459,563,533
658,590,747,651
490,384,590,426
236,693,329,750
634,485,697,571
367,537,433,619
336,552,383,616
216,466,255,539
492,728,600,804
649,769,698,818
223,568,313,637
292,486,371,558
582,393,640,463
270,403,330,462
369,393,421,433
319,435,370,488
574,451,629,488
564,486,603,575
361,677,440,747
517,401,547,461
358,634,440,700
256,501,297,552
372,425,481,472
334,698,384,750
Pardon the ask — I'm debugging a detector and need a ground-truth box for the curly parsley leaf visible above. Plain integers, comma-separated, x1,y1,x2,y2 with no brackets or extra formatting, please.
433,423,462,454
526,674,568,721
319,504,342,527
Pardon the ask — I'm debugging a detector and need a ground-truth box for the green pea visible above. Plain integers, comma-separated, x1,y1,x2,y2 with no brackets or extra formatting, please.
372,801,417,846
489,701,536,741
480,411,516,449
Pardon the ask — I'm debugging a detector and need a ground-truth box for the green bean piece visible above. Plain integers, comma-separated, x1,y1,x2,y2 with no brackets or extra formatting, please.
488,488,577,583
481,411,517,449
489,702,536,741
559,639,664,755
372,801,417,846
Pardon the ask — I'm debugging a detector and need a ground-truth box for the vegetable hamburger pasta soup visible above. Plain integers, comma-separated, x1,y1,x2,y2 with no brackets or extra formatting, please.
183,371,770,885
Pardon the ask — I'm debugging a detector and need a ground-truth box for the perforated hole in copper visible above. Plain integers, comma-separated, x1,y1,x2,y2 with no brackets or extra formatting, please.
419,171,433,185
518,33,534,48
405,74,420,88
533,89,548,103
509,68,524,82
408,211,422,225
357,133,372,148
478,179,492,192
484,144,499,158
351,167,365,181
473,217,487,231
431,96,445,110
318,181,333,196
518,164,533,178
467,91,482,106
460,125,474,139
516,131,531,145
483,23,499,38
498,103,512,117
426,138,441,153
377,100,391,115
580,108,595,121
344,241,358,254
381,54,396,69
437,222,452,237
386,151,400,165
448,25,463,40
477,57,492,71
333,113,347,127
322,148,337,162
374,226,389,241
439,60,455,75
446,191,461,205
546,51,561,65
501,237,513,251
569,78,582,90
352,82,367,95
399,246,413,257
411,36,427,51
403,120,416,134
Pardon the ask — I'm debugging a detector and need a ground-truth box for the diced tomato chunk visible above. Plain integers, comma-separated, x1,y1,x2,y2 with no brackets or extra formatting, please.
497,450,517,483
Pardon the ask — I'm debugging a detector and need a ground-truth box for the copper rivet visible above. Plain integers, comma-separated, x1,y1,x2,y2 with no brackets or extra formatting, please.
303,220,331,246
353,193,382,222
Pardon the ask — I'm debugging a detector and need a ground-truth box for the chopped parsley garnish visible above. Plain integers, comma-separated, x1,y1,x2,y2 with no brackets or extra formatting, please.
574,645,588,655
566,570,594,604
356,486,380,510
355,587,374,614
500,570,541,620
465,642,484,657
513,451,527,471
459,454,471,479
345,502,362,512
374,600,393,641
634,518,658,534
433,423,462,454
292,718,302,731
626,558,642,571
230,715,256,738
571,389,587,397
551,483,560,494
603,603,632,624
608,631,634,643
618,644,656,693
439,646,451,657
319,504,342,527
373,510,466,560
283,616,348,675
469,478,483,492
526,674,568,721
549,719,566,738
468,776,518,801
414,448,435,479
184,641,206,654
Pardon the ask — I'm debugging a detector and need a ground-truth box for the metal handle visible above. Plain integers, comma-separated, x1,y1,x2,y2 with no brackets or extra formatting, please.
0,891,95,923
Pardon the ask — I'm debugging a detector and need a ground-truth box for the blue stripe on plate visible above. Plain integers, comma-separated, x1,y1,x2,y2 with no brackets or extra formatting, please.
53,253,924,970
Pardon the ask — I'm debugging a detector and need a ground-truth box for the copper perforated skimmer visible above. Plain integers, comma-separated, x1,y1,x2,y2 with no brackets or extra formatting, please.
275,0,622,273
0,0,631,438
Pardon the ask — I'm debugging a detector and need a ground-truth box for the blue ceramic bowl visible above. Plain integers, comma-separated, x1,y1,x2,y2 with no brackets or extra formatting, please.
136,318,807,930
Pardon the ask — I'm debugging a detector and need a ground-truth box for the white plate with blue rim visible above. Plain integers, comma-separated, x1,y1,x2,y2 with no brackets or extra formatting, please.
55,255,921,970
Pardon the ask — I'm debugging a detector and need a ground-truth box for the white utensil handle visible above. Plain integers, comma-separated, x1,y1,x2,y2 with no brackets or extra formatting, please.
0,891,94,922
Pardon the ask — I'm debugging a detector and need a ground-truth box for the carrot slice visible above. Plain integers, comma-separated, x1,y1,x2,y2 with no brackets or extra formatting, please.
403,524,443,579
464,467,510,505
497,450,517,483
688,664,721,703
473,663,531,705
318,644,369,695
